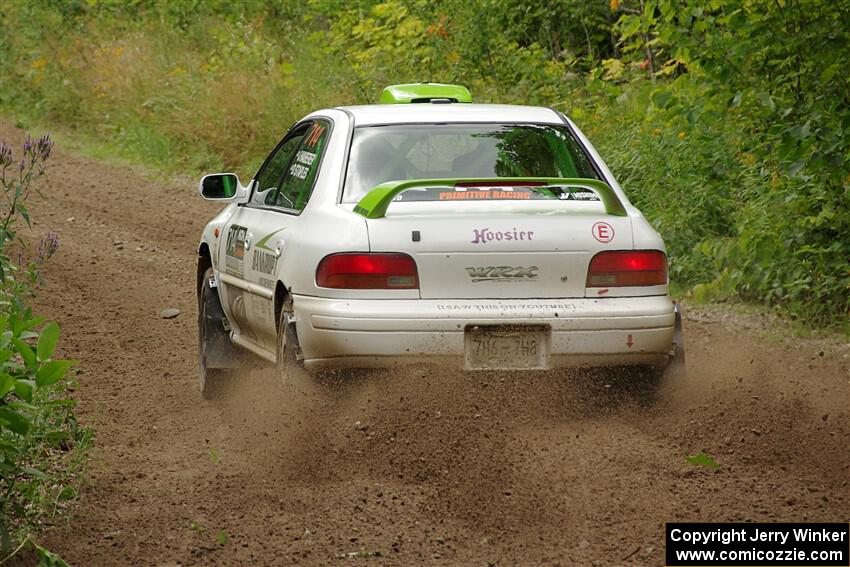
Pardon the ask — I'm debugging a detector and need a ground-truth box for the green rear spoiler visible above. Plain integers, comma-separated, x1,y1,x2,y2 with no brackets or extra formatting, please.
379,83,472,104
352,178,628,219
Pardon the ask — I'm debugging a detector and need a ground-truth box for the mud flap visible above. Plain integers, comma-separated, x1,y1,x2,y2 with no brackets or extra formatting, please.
664,301,686,378
672,301,685,364
284,312,303,363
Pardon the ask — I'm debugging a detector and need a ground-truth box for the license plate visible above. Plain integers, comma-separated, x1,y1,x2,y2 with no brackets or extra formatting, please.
464,325,550,370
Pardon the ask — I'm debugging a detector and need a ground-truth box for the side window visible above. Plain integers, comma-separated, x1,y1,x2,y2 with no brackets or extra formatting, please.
251,125,308,207
275,120,331,212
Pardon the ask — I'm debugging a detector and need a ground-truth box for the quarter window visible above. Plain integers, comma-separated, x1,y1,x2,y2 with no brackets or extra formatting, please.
250,120,331,212
253,126,307,206
275,121,331,212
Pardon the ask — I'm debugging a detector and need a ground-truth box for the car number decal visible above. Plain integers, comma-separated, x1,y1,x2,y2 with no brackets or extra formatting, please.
225,224,248,277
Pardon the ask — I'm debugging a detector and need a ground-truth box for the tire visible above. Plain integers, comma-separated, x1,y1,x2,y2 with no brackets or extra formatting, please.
198,267,233,399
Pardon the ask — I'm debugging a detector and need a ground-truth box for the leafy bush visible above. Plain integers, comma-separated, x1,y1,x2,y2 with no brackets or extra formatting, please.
0,136,90,563
614,0,850,326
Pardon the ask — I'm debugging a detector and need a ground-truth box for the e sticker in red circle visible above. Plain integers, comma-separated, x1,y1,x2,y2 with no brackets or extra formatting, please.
592,221,615,243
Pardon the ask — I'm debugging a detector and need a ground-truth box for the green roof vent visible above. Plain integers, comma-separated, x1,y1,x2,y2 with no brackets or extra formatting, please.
379,83,472,104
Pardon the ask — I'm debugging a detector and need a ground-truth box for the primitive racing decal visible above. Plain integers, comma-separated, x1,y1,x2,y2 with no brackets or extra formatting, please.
440,190,532,200
394,186,600,202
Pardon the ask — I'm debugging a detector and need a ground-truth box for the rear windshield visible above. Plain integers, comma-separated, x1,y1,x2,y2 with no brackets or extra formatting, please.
342,123,601,203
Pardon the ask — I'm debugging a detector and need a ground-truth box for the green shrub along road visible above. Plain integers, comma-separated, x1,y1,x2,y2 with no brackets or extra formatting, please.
1,0,848,329
0,134,91,564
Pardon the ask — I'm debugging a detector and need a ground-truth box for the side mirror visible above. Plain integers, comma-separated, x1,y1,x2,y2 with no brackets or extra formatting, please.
199,173,246,201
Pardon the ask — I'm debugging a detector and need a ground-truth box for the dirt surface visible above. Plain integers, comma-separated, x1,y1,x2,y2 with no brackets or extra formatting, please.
3,121,848,566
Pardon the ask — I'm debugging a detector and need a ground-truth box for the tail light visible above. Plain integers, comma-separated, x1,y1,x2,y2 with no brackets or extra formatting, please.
586,250,667,287
316,253,419,289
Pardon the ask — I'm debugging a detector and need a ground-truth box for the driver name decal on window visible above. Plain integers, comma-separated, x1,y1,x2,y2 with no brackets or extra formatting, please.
275,120,330,211
289,163,310,180
289,149,318,180
295,150,316,166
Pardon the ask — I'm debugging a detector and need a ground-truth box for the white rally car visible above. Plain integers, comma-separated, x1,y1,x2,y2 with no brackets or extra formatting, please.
196,83,683,397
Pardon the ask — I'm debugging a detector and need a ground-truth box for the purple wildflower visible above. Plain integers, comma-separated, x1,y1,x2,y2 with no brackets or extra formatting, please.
16,133,53,170
36,232,60,264
35,134,53,161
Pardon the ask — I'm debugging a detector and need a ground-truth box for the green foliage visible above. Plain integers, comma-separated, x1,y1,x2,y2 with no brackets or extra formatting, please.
686,452,720,470
1,0,847,329
614,0,850,326
571,79,738,289
0,136,88,563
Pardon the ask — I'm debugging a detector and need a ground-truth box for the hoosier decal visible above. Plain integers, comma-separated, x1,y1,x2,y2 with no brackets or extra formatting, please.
471,227,534,244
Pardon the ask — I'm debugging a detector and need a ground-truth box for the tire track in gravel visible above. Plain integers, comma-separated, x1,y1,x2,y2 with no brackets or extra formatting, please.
3,121,848,566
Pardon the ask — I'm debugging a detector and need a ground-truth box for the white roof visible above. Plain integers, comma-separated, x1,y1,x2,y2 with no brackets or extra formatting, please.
336,103,563,126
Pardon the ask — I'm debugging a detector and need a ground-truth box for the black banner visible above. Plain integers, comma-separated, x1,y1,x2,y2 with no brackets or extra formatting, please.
666,523,849,566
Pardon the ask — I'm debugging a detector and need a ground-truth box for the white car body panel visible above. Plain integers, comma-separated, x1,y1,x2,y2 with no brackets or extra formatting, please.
336,103,564,126
198,102,675,371
295,295,673,370
366,201,635,299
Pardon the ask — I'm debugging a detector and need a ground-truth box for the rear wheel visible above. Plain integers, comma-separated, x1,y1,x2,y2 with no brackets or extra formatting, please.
198,267,233,399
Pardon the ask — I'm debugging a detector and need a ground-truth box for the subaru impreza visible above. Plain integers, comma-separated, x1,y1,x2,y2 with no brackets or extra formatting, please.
196,83,684,397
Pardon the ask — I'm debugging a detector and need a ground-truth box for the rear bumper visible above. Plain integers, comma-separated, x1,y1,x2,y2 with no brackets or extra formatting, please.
292,295,675,371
